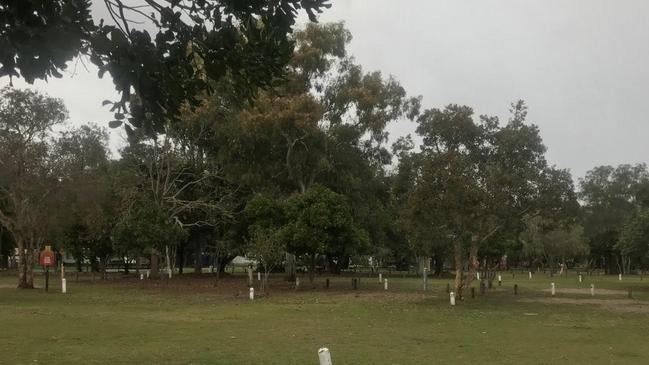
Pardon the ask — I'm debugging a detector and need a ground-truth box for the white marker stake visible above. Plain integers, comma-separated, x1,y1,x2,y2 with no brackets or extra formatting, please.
551,282,555,296
257,271,261,281
384,278,388,291
62,278,67,294
619,273,622,281
498,274,502,282
140,273,144,280
318,348,333,365
529,271,532,280
590,284,595,296
579,274,582,283
450,291,456,306
378,273,382,284
249,287,254,300
476,272,480,281
295,277,300,289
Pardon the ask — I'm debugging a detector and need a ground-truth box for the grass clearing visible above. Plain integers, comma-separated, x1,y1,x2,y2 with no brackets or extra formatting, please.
1,272,648,364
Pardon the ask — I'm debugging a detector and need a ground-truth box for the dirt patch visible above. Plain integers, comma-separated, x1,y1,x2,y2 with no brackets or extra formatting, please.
541,288,626,295
520,297,649,314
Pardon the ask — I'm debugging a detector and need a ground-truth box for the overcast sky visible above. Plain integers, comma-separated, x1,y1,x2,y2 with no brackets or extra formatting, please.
2,0,649,180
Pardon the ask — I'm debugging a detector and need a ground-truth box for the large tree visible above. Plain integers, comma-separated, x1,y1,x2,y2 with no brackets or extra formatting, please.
0,87,67,288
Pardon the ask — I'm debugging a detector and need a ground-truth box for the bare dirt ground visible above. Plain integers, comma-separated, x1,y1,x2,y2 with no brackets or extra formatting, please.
541,287,626,295
519,297,649,313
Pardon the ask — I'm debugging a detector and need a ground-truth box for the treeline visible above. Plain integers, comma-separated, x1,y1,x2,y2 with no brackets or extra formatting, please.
1,24,648,298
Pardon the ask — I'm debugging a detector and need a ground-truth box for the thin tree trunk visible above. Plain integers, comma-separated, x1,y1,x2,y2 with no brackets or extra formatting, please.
453,239,465,299
285,252,296,281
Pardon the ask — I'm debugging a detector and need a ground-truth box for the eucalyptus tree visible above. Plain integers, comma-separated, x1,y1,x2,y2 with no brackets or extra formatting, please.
402,101,575,299
579,164,649,273
0,87,67,288
54,124,117,275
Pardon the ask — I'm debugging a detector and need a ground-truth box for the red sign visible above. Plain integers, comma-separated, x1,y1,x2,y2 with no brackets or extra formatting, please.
39,247,56,267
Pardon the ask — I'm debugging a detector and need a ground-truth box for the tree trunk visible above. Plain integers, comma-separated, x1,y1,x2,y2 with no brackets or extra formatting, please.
194,239,202,274
285,252,296,281
309,254,316,283
453,239,465,299
150,250,160,279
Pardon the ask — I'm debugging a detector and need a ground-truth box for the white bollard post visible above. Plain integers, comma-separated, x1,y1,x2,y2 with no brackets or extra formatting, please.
619,273,622,281
258,271,261,281
378,273,382,284
579,274,582,283
449,291,456,306
551,282,555,296
498,274,502,282
62,278,67,294
590,283,595,296
529,271,532,280
140,273,144,280
318,347,333,365
249,287,254,300
384,278,388,291
295,277,300,289
476,272,480,281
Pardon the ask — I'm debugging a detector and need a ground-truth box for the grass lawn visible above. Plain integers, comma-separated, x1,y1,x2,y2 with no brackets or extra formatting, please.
1,271,649,364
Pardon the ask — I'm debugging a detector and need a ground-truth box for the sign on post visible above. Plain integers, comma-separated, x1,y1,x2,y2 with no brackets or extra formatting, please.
39,246,56,292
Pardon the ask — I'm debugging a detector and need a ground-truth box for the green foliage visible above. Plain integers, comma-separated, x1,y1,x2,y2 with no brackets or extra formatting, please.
282,186,368,259
1,0,331,134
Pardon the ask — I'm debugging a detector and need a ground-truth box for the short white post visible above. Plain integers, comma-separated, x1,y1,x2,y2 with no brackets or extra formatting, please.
295,277,300,289
249,287,254,300
579,274,582,283
384,278,388,291
498,274,502,282
378,273,382,284
618,273,622,281
476,272,481,281
140,273,144,280
257,271,261,281
62,278,67,294
590,283,595,296
318,347,333,365
551,282,555,296
449,291,456,306
528,271,532,279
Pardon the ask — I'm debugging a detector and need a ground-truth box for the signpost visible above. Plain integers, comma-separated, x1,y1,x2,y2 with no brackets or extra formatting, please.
39,246,56,292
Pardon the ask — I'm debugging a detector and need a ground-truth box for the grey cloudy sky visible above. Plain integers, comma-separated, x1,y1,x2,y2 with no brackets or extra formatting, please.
3,0,649,180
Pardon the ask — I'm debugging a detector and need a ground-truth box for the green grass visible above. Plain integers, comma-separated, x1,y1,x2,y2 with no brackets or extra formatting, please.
1,272,649,364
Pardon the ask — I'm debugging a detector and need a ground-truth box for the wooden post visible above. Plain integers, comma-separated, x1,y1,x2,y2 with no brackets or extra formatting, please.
446,283,450,293
514,284,518,295
471,287,475,298
318,348,333,365
590,283,595,296
325,278,330,289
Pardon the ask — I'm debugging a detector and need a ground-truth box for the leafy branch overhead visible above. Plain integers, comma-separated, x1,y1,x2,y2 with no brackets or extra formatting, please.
0,0,331,135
